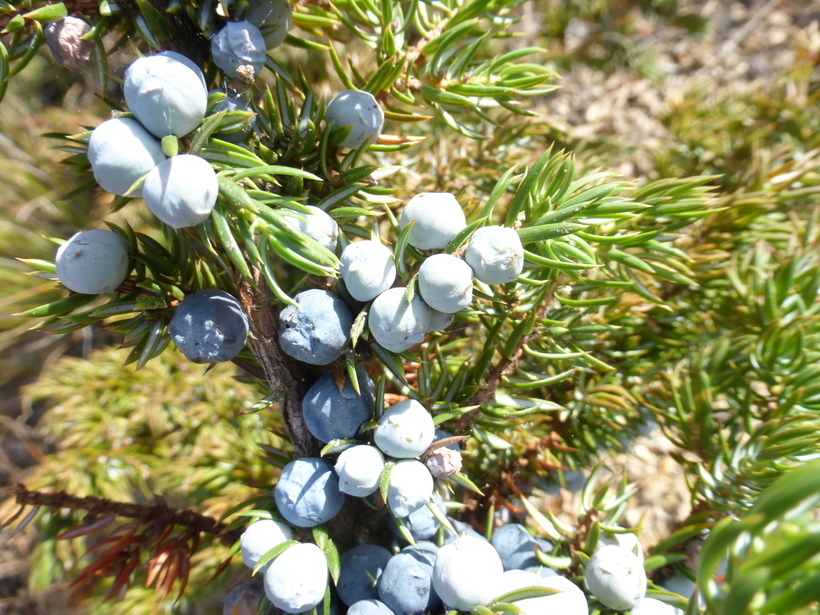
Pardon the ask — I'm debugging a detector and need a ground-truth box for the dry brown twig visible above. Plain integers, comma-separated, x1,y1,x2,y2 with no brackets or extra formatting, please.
2,484,243,604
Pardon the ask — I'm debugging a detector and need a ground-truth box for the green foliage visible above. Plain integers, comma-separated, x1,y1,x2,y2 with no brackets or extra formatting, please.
635,149,820,513
0,51,109,398
12,346,280,613
698,461,820,615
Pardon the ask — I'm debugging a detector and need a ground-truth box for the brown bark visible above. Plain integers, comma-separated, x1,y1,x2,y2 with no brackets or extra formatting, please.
238,275,320,459
238,274,363,550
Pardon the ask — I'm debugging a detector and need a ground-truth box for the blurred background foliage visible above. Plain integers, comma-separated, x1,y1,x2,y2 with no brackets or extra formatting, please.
20,348,280,614
0,0,817,614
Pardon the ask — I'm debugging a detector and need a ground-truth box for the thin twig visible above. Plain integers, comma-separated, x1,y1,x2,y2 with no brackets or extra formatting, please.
455,292,554,432
12,484,241,545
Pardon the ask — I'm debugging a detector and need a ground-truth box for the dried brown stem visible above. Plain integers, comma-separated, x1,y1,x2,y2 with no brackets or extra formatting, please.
12,484,242,545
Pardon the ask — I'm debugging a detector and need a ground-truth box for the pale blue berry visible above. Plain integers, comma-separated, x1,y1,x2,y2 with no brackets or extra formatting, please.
142,154,218,228
465,226,524,285
399,193,466,251
56,229,129,295
368,287,430,353
123,51,207,138
386,459,434,518
326,90,384,149
211,21,267,82
340,240,396,302
417,254,473,314
263,542,328,613
87,117,165,197
374,399,435,459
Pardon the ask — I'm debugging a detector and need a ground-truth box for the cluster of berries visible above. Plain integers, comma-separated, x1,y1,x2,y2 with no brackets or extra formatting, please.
275,191,526,366
55,10,523,370
55,49,216,298
238,515,595,614
57,48,251,361
236,512,679,614
90,51,217,227
273,396,456,525
368,192,525,353
56,52,386,368
238,517,328,613
55,44,228,293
